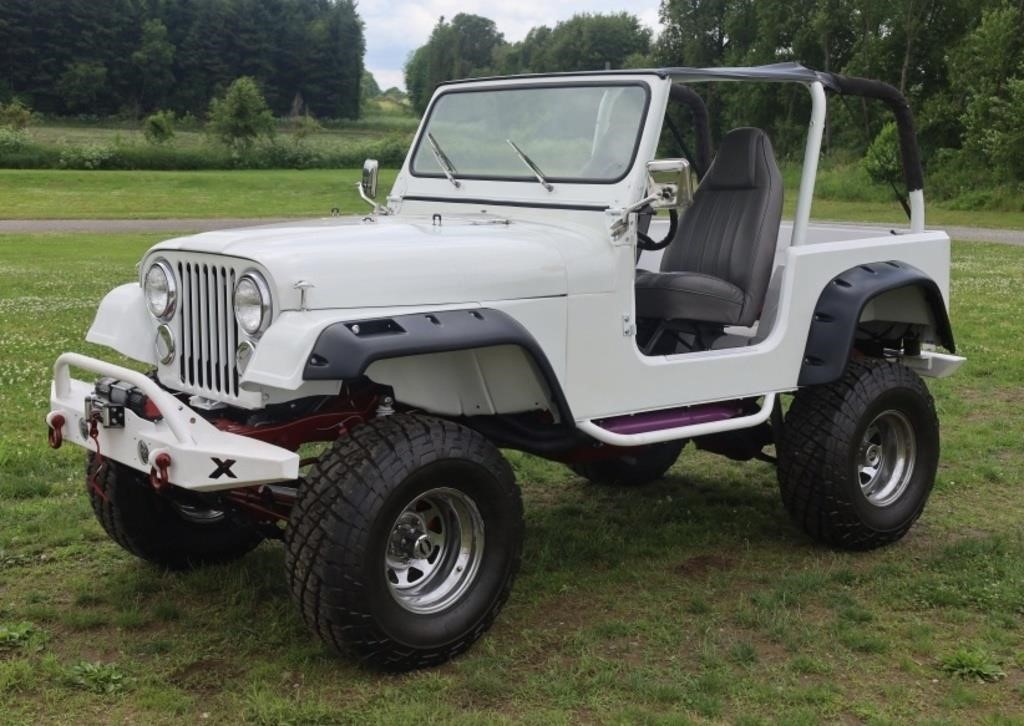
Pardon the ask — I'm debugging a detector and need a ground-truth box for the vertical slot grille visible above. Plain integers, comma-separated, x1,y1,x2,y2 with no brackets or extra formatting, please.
176,260,240,397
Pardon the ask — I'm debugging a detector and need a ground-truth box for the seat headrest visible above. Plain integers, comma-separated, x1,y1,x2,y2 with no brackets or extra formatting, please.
703,127,773,191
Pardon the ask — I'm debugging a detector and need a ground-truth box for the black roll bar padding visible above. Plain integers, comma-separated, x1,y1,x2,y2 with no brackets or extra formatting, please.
669,84,713,177
825,73,924,193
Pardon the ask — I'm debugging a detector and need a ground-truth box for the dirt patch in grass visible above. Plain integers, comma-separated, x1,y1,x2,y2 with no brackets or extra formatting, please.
168,657,243,694
674,554,737,578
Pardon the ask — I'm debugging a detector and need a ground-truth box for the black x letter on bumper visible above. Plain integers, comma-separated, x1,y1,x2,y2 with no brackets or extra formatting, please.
210,457,238,480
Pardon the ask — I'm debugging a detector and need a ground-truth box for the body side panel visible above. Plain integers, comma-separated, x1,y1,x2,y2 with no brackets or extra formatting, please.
563,231,950,421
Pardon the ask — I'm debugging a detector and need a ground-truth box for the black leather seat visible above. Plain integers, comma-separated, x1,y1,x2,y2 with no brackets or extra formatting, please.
635,127,783,328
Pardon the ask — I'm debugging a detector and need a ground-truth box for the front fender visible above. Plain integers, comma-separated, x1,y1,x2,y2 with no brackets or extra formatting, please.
86,283,157,365
243,303,571,421
303,308,573,423
241,305,486,390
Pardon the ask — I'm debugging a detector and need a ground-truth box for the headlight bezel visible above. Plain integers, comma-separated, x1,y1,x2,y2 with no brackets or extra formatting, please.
233,271,273,337
144,258,177,321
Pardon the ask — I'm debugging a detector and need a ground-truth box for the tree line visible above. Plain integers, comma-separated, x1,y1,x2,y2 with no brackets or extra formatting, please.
405,2,1024,187
405,13,652,114
0,0,365,120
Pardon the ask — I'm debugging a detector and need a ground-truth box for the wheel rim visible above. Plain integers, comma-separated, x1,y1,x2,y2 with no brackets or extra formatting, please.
384,487,485,614
857,409,917,507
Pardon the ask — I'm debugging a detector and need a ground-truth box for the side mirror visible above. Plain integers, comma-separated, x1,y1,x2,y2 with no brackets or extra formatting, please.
646,158,695,210
361,158,379,201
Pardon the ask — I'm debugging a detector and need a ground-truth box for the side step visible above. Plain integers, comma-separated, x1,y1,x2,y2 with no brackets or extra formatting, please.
577,394,777,447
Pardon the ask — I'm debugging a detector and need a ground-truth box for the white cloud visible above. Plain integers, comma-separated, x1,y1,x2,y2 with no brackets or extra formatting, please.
368,68,406,92
359,0,663,91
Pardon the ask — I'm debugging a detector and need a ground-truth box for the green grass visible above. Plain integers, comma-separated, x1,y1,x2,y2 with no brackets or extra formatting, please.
1,234,1023,722
781,161,1024,229
788,196,1024,230
27,114,418,151
2,164,1024,229
0,169,398,219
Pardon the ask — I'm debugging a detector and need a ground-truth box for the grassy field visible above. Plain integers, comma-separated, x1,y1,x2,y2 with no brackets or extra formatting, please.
0,169,399,219
2,166,1024,229
0,232,1022,723
25,114,419,151
1,111,417,173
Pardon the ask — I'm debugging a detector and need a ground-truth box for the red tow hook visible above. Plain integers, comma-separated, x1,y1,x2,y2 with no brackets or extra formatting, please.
47,414,66,449
150,452,172,491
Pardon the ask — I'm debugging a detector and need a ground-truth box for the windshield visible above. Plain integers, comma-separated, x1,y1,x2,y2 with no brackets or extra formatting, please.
411,83,649,184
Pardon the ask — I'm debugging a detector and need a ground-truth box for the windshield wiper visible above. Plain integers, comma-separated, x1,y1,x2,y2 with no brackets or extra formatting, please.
426,132,461,189
506,139,553,192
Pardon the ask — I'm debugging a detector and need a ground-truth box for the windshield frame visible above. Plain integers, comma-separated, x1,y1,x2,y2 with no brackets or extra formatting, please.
409,80,653,186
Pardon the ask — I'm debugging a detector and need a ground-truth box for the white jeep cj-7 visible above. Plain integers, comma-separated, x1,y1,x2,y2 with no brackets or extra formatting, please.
47,63,964,670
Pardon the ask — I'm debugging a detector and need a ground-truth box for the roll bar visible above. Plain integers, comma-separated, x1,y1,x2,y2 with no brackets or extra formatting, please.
668,84,713,177
824,74,924,193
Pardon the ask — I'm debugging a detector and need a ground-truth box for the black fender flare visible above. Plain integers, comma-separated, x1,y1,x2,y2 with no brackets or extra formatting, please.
303,308,574,423
798,261,955,387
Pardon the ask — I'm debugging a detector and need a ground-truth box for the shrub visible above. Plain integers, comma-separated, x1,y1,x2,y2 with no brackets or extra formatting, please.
291,113,321,140
0,99,32,130
142,110,175,144
367,135,410,167
863,122,902,187
58,143,116,170
0,128,414,171
0,141,60,168
207,77,275,150
176,112,200,131
0,128,29,153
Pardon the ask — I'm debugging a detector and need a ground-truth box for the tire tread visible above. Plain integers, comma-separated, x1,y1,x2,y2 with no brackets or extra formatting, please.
284,414,522,671
777,359,939,551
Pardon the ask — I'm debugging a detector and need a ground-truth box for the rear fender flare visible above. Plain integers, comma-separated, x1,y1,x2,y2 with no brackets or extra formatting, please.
798,261,955,386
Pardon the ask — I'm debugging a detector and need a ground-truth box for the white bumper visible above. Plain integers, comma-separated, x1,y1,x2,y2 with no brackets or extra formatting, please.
48,353,299,492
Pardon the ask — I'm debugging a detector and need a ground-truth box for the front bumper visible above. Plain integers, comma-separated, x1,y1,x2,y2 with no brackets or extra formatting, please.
48,353,299,492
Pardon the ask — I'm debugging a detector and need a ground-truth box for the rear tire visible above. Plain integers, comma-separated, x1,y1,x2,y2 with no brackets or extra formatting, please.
86,455,264,570
777,359,939,550
284,414,523,671
570,440,684,486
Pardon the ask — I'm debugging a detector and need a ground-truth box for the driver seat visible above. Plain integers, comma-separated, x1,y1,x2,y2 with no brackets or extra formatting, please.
635,127,782,332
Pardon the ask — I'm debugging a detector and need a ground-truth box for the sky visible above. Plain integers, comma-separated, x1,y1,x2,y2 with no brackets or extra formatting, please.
359,1,663,91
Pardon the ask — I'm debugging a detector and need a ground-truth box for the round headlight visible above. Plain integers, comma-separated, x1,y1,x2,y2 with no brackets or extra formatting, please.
233,272,271,336
144,259,176,320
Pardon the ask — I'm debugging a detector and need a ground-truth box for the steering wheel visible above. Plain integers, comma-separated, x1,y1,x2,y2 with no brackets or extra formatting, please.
637,208,678,251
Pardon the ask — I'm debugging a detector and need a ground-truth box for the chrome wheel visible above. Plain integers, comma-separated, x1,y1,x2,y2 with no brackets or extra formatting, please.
857,409,917,507
385,487,485,614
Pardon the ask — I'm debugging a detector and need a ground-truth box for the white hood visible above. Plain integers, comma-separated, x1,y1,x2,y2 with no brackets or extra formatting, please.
150,215,580,310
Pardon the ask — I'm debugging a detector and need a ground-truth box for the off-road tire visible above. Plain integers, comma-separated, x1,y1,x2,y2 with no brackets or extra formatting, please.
777,359,939,550
86,454,264,570
570,440,684,486
284,414,523,671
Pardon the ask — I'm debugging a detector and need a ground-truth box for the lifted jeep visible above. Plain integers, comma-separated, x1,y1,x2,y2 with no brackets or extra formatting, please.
47,63,963,670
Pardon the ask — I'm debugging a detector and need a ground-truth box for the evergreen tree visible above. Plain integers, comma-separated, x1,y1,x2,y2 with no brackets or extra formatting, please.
0,0,366,119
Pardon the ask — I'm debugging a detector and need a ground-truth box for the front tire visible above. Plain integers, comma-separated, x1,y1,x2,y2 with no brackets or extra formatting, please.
777,359,940,550
284,414,523,671
86,455,264,570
